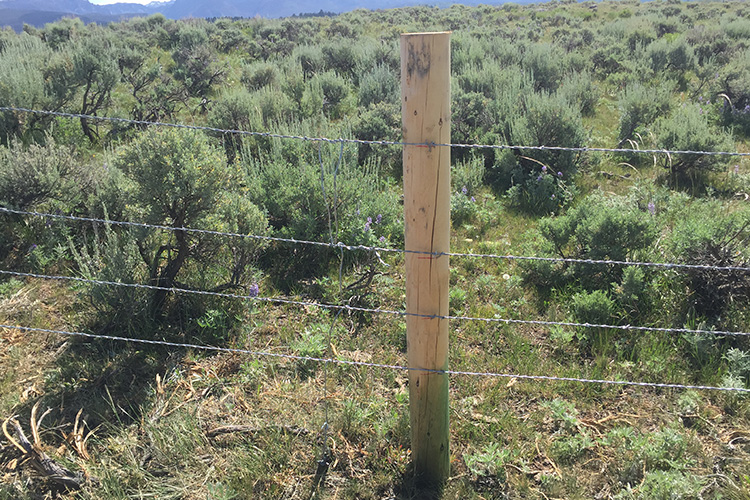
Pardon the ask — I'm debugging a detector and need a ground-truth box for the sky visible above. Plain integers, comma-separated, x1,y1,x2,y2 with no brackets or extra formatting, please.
89,0,171,5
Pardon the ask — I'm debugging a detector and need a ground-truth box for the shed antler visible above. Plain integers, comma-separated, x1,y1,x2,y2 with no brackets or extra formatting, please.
2,402,98,489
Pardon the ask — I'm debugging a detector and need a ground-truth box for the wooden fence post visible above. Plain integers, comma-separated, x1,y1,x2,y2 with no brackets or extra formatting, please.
401,31,451,489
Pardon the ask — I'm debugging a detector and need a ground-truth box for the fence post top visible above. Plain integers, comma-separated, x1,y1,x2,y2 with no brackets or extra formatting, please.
400,31,452,36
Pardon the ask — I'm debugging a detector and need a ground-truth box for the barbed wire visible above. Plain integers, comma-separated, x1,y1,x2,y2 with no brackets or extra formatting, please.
3,269,749,338
3,206,750,274
2,323,747,393
3,107,750,157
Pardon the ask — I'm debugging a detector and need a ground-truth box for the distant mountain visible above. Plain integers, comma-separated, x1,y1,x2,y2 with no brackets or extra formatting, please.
0,0,512,31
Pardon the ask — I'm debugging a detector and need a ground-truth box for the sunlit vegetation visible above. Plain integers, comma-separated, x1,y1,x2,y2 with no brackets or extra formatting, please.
1,1,749,498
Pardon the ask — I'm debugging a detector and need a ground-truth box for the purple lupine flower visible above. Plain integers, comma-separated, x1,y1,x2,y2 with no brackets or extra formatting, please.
541,165,547,172
551,194,556,200
376,214,382,224
462,185,468,195
557,171,563,177
367,216,372,224
706,100,710,105
471,196,476,202
249,283,259,297
648,201,656,216
698,96,703,102
537,175,542,182
379,236,386,242
364,221,371,232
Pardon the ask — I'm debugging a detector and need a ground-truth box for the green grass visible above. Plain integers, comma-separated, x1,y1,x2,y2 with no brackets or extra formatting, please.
3,0,750,497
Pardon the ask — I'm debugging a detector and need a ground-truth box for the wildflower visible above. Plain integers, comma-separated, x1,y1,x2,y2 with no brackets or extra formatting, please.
364,220,371,232
734,165,740,175
502,273,511,280
557,171,563,177
376,214,382,224
471,196,476,202
706,100,710,105
551,194,556,200
648,201,655,216
698,96,703,102
379,236,386,242
367,216,373,225
462,185,468,195
249,283,259,297
537,175,542,182
541,165,547,172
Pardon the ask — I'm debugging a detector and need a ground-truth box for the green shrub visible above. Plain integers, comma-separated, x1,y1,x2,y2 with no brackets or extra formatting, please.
558,71,599,116
242,138,401,288
463,443,513,482
0,139,86,210
241,62,279,91
207,88,261,161
511,91,587,180
71,224,151,332
0,34,57,141
321,39,358,77
358,63,398,107
614,470,704,500
498,91,586,214
112,127,269,319
724,348,750,386
451,188,478,227
718,48,750,136
571,290,615,326
521,193,659,288
506,167,577,215
605,427,695,487
667,201,750,317
295,44,326,78
618,82,673,144
612,266,651,320
301,71,353,120
522,43,565,92
654,104,735,188
646,37,696,74
452,154,485,195
350,102,400,172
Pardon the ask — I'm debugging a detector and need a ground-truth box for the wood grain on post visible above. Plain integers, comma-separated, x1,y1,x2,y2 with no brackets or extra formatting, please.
401,31,451,488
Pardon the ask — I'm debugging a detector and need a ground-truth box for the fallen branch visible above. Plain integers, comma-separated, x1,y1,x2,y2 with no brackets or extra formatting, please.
206,424,310,438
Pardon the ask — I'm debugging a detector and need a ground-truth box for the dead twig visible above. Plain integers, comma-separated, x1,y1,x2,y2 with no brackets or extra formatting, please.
206,424,310,439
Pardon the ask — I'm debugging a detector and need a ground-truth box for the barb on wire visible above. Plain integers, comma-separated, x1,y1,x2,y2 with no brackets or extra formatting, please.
2,107,750,157
3,206,750,274
1,323,748,393
2,268,750,338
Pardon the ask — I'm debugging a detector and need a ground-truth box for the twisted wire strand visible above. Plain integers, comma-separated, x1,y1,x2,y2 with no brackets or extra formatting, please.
3,207,750,273
2,323,747,393
3,269,749,337
3,107,750,157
